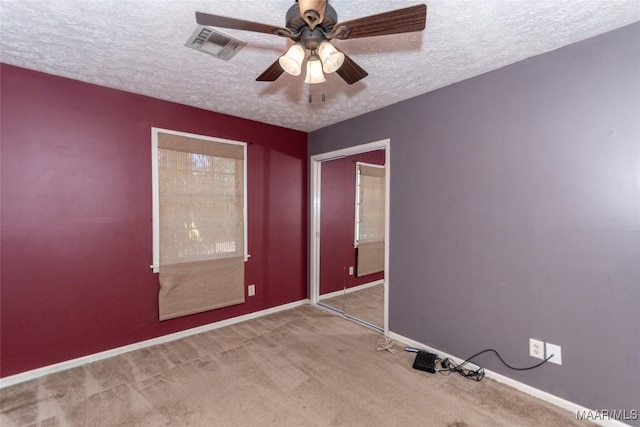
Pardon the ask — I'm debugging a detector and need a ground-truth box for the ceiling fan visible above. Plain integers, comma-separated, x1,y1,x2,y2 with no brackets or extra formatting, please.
195,1,427,86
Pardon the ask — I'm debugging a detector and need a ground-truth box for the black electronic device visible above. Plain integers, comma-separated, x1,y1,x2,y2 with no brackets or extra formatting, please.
412,350,438,373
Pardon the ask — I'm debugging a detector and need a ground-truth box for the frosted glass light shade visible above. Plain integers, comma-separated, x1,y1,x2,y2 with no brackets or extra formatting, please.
278,44,305,76
318,41,345,74
304,58,326,84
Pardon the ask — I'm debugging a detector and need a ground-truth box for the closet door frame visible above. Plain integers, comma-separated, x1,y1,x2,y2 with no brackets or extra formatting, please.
310,139,390,335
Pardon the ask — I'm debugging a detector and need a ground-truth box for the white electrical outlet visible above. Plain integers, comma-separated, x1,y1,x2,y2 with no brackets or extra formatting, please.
348,266,354,275
529,338,545,359
546,343,562,365
248,284,255,296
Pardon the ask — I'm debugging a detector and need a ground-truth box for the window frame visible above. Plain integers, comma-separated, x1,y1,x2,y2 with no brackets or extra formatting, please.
150,127,248,273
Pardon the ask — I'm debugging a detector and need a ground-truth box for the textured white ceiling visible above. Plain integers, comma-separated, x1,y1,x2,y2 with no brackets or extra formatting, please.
1,0,639,132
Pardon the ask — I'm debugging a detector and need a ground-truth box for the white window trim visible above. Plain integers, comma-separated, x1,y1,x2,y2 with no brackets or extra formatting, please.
150,127,249,273
354,162,385,248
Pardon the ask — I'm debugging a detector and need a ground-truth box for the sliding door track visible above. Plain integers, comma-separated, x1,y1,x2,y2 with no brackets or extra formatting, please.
316,302,384,334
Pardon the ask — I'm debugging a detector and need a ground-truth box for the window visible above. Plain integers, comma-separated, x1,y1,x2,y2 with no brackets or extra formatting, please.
151,128,247,320
354,162,385,277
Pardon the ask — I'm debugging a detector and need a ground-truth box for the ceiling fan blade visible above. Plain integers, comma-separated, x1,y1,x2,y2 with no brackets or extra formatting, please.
196,12,293,38
335,53,368,85
331,4,427,40
256,59,285,82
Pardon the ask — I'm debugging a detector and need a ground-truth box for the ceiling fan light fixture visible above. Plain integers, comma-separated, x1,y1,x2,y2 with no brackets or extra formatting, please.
318,41,345,74
196,3,428,88
278,43,305,76
304,56,326,84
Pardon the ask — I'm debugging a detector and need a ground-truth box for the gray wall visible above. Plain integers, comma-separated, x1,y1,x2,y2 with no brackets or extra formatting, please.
309,23,639,418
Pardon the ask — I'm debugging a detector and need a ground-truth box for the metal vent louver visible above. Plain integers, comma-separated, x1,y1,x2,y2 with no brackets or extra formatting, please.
185,26,246,61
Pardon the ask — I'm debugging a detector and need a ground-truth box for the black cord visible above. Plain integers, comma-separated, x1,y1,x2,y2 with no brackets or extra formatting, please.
438,349,554,382
461,349,554,371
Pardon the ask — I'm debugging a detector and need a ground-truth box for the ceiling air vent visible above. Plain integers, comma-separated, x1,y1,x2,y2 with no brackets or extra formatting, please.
185,26,246,61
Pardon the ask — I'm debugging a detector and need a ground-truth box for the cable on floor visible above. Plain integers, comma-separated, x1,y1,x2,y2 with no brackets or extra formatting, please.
438,349,555,382
376,336,399,354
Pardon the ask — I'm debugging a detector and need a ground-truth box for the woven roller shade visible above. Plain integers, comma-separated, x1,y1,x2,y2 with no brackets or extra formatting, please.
357,164,385,277
158,132,244,159
159,257,245,321
157,131,245,321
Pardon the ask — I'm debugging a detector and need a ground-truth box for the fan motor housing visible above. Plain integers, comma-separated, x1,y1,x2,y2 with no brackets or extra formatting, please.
300,29,326,50
286,3,337,33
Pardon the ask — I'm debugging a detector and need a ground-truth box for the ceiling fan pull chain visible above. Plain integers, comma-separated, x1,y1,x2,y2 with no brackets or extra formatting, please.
308,83,312,103
322,82,326,102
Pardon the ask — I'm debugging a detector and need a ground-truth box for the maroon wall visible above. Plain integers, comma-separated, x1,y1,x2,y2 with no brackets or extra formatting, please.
0,64,308,377
320,151,385,294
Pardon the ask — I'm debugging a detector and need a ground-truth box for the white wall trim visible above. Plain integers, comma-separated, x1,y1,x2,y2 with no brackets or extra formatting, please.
318,279,384,301
0,299,310,389
388,331,632,427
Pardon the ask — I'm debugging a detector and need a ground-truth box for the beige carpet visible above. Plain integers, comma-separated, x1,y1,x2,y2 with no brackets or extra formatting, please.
1,305,591,426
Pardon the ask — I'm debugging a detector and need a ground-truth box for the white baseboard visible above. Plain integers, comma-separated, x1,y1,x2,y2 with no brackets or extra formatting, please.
0,299,310,389
318,279,384,301
388,331,632,427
